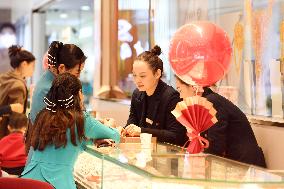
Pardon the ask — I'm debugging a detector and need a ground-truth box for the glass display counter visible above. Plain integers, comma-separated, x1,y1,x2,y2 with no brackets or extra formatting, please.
74,142,284,189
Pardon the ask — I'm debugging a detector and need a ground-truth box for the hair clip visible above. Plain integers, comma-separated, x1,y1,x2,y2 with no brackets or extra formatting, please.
47,53,57,66
58,95,73,102
44,97,57,113
48,54,56,60
58,95,74,109
44,97,56,106
46,106,56,113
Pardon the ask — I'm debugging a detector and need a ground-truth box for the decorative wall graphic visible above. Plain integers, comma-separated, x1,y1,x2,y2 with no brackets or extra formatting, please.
246,0,274,80
233,19,244,74
280,21,284,74
245,0,274,116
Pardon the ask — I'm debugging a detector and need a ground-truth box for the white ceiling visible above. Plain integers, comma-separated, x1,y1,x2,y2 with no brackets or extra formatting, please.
0,0,12,9
39,0,93,11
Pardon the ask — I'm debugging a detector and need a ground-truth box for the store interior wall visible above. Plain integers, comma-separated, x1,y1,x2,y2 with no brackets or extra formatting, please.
0,9,11,23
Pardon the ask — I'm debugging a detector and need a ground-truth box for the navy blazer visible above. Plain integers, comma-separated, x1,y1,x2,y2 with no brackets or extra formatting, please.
127,80,187,146
202,87,266,167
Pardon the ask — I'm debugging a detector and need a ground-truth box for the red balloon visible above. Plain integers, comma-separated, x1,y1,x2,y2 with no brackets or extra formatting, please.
169,21,232,86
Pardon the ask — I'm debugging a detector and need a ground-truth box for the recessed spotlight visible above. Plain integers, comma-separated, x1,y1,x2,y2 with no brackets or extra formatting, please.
60,13,68,19
81,5,90,11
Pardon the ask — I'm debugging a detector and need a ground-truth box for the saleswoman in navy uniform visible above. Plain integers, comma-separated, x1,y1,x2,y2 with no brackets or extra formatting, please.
124,45,187,146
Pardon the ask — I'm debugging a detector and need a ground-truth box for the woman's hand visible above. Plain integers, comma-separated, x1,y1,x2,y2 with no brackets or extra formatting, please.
10,103,24,113
115,126,126,137
94,139,115,147
125,124,141,136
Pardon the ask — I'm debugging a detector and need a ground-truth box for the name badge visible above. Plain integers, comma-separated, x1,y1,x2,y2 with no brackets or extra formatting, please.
146,118,153,125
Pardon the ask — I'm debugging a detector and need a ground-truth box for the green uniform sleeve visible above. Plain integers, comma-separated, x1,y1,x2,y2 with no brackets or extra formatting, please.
83,112,120,144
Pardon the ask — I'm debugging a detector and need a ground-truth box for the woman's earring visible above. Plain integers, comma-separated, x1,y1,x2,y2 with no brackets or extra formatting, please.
193,86,198,96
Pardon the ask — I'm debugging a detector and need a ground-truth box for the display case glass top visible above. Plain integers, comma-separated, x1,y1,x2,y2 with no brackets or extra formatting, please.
83,142,284,187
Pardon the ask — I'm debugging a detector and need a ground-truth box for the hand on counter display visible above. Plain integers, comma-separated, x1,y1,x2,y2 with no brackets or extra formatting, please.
95,139,115,148
97,117,125,137
124,124,141,137
116,126,126,137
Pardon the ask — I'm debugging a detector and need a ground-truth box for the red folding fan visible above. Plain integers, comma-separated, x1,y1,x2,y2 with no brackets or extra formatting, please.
172,96,218,153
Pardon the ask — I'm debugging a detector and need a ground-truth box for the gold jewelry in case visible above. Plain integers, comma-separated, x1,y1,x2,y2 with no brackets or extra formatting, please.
233,21,244,74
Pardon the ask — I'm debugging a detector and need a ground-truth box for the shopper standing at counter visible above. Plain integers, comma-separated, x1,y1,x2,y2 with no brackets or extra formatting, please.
0,45,35,138
29,41,86,124
26,41,119,153
26,41,88,154
125,45,187,146
175,76,266,167
21,73,120,189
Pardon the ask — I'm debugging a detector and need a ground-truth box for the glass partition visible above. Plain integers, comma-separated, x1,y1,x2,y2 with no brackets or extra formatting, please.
117,0,152,97
116,0,284,119
152,0,283,118
34,0,95,108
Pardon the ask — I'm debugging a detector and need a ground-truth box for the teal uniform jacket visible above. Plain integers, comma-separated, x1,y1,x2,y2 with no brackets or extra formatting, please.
30,70,55,123
21,112,120,189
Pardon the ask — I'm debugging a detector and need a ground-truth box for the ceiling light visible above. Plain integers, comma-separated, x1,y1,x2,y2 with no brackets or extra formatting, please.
60,13,68,19
81,5,90,11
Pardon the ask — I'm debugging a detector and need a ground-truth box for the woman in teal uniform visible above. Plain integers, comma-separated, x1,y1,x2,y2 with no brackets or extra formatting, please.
30,41,86,124
21,73,120,189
